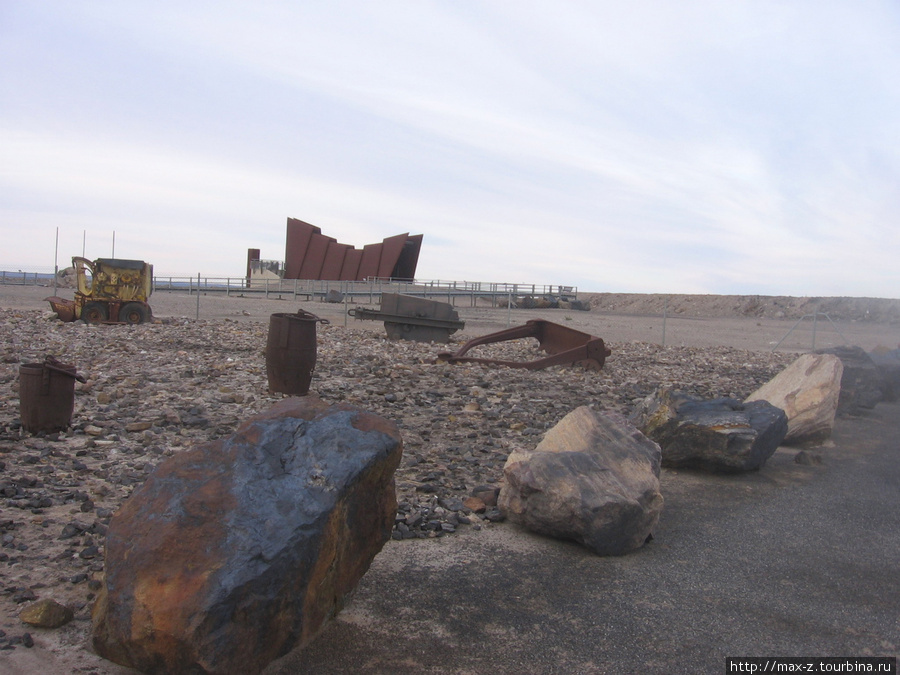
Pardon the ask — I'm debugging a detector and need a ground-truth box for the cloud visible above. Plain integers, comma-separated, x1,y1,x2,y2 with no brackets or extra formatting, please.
1,1,898,296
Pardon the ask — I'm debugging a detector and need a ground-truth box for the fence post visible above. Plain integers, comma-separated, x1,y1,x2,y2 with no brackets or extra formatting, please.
812,311,818,350
196,273,200,320
661,297,668,347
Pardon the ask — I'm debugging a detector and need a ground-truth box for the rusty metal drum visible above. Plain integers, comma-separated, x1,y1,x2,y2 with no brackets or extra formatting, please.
19,358,85,433
265,310,328,395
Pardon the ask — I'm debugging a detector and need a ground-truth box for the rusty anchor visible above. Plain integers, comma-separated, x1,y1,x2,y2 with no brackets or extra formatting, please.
437,319,611,370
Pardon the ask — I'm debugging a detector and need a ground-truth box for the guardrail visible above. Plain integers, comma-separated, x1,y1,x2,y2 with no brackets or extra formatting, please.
0,269,577,305
150,276,578,306
0,271,55,285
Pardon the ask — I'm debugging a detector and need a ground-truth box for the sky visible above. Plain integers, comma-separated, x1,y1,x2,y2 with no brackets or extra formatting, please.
2,1,899,297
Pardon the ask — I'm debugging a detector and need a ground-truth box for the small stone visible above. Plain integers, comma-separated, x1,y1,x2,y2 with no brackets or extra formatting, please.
79,545,100,559
19,598,74,628
125,421,153,433
13,589,37,604
484,507,505,522
463,497,486,513
794,450,823,466
471,485,500,506
59,522,87,539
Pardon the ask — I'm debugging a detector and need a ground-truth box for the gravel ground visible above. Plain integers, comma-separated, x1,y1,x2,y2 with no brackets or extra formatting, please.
0,285,897,673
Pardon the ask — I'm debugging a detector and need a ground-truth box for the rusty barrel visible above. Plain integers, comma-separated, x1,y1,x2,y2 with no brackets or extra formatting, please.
265,310,327,395
19,359,82,433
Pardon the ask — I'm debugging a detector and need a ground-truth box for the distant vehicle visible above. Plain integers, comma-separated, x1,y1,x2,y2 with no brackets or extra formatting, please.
46,257,154,324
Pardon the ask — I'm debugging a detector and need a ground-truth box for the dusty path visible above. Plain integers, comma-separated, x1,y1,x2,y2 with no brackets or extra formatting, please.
5,284,899,352
267,401,900,675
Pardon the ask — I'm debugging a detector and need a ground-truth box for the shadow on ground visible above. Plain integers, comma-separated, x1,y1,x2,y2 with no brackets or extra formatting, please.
266,403,900,675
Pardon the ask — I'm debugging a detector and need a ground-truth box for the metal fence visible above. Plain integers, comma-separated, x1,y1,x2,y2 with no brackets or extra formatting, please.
151,276,577,306
0,267,578,306
0,270,56,285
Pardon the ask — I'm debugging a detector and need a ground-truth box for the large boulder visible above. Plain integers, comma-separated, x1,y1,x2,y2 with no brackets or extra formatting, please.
630,389,788,473
745,353,842,446
815,345,884,414
869,348,900,402
498,407,663,556
92,396,402,675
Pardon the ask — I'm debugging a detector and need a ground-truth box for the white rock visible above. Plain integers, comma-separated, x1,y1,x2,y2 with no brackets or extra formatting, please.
745,353,842,446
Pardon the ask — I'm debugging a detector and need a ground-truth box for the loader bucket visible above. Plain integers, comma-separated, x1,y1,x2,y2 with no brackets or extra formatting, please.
45,296,77,322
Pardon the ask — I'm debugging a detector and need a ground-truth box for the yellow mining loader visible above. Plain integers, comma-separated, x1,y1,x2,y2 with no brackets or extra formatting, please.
46,257,154,324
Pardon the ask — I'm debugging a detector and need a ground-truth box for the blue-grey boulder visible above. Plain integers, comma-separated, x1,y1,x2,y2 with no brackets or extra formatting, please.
869,347,900,402
631,388,788,473
92,396,402,675
816,345,885,414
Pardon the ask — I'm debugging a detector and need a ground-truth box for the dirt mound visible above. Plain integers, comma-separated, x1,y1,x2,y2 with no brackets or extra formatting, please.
584,293,900,324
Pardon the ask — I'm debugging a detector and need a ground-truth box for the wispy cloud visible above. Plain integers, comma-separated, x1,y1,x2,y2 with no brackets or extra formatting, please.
1,1,898,296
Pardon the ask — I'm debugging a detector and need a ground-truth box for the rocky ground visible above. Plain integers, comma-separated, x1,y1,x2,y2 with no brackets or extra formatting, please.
0,285,897,671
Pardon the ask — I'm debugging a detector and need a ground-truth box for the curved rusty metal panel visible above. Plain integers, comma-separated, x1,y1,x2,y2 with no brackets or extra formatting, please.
377,233,410,278
321,242,351,280
340,248,364,281
357,243,383,280
285,218,318,279
282,217,422,281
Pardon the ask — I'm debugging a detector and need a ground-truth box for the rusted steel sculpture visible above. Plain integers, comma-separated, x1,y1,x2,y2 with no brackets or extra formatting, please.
349,293,465,343
281,218,423,281
437,320,611,370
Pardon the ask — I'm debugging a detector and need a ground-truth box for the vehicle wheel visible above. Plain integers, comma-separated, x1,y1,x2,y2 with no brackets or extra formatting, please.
120,302,150,325
81,301,108,324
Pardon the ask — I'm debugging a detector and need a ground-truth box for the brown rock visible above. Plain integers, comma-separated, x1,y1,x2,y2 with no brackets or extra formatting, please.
470,485,499,507
499,407,662,555
124,421,153,432
92,396,403,675
463,496,486,513
20,598,74,628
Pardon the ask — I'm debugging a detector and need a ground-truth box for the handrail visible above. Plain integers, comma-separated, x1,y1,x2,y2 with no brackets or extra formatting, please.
0,269,578,300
